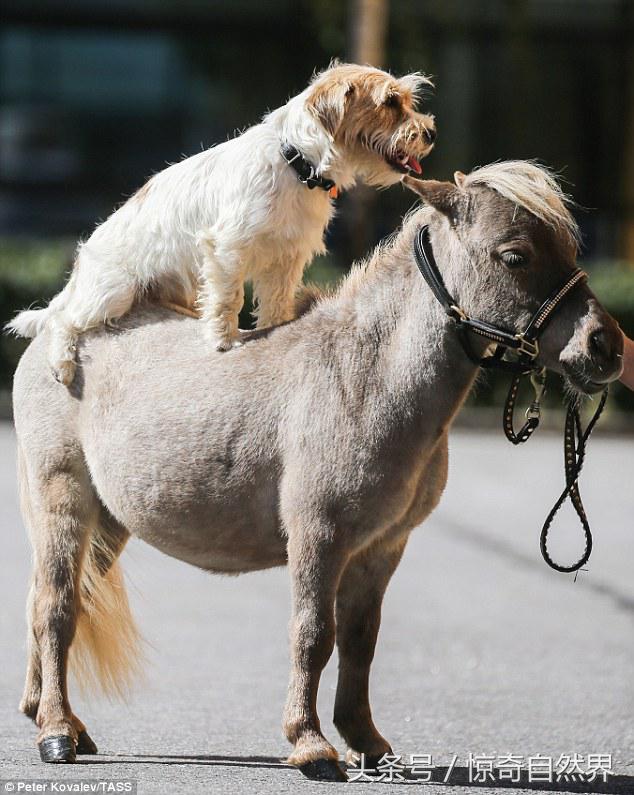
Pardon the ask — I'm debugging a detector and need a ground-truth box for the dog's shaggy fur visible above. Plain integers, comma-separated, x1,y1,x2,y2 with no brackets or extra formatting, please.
7,62,436,384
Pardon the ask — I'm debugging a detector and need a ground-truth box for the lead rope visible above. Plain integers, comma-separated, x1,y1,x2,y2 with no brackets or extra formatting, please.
503,369,608,573
503,368,547,445
539,388,608,573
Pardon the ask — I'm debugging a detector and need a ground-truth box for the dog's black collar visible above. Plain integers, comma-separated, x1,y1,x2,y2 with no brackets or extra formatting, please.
281,143,336,193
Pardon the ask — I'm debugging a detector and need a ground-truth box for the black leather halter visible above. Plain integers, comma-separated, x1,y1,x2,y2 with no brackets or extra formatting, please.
413,224,608,574
280,143,336,193
414,225,587,376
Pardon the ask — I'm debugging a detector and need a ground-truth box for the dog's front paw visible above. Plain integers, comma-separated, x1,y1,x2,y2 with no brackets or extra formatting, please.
203,319,243,352
215,335,243,352
52,359,77,386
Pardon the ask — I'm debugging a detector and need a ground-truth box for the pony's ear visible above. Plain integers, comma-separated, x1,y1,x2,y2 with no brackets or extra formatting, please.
402,177,464,220
306,77,353,137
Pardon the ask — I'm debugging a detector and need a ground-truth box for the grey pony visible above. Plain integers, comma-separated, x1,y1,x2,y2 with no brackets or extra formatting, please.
12,161,623,781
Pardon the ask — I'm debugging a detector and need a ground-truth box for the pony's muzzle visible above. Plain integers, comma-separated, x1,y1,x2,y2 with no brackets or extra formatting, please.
585,316,624,382
588,326,622,371
561,312,624,392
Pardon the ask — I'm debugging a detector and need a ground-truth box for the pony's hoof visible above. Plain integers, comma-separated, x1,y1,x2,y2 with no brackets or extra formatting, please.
38,735,76,763
361,754,385,771
300,758,348,782
346,748,392,774
76,730,98,755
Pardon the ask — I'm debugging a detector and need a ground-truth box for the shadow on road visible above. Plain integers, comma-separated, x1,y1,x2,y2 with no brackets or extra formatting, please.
75,754,634,793
78,752,290,770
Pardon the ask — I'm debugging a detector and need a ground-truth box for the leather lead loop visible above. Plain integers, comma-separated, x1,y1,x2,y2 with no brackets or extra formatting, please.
503,370,545,445
539,388,608,573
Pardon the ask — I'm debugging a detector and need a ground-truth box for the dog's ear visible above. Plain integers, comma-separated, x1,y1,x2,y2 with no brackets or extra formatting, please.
402,176,465,222
306,78,353,138
396,73,434,103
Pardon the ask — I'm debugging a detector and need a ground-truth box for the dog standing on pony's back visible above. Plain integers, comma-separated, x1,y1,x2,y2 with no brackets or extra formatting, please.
6,61,436,383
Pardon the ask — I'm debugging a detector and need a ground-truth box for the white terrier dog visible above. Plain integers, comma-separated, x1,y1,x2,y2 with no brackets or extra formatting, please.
8,62,436,385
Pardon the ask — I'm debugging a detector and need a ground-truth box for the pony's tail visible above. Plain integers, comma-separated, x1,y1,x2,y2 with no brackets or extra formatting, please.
70,510,143,698
5,274,76,339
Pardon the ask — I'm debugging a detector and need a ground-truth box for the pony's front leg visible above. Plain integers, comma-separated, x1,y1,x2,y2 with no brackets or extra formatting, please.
283,520,348,781
333,536,408,768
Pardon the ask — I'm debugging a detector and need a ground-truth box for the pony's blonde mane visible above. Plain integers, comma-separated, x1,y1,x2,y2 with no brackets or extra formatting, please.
316,160,581,310
462,160,579,247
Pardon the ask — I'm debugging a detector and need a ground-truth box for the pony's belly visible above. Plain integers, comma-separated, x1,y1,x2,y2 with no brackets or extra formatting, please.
85,436,288,574
132,519,288,574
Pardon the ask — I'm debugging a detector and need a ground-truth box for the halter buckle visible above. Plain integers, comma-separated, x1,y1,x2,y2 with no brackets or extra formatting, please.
449,304,469,323
515,334,539,359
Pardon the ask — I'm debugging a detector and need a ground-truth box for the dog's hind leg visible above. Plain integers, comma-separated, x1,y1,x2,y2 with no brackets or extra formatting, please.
47,255,137,386
48,314,81,387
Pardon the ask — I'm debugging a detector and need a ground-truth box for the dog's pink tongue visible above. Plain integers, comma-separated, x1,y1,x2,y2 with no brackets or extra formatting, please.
408,157,422,174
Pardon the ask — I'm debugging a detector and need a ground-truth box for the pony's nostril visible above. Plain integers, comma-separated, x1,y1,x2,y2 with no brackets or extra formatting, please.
423,126,436,145
589,328,612,361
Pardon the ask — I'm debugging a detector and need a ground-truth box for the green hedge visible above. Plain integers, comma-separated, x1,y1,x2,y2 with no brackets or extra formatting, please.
1,240,633,411
0,239,75,389
588,261,634,336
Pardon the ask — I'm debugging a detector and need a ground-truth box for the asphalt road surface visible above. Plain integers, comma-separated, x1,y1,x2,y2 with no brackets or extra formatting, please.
1,421,632,795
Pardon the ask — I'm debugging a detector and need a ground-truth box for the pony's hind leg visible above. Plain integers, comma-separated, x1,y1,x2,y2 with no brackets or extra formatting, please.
20,579,42,721
333,536,408,768
20,515,130,758
22,461,98,762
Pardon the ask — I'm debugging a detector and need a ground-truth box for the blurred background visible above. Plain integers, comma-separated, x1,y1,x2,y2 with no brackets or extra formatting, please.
1,0,634,415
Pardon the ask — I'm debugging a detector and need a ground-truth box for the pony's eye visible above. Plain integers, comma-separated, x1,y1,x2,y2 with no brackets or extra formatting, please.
500,250,527,269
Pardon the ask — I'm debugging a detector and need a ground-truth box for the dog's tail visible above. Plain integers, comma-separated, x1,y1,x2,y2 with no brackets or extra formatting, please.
5,307,51,339
5,274,75,338
71,508,144,698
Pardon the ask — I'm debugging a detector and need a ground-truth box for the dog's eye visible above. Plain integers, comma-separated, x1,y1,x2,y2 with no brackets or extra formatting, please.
384,94,400,109
500,250,527,269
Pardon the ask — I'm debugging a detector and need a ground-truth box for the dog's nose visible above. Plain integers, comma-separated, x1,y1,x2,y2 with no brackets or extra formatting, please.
423,126,436,145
